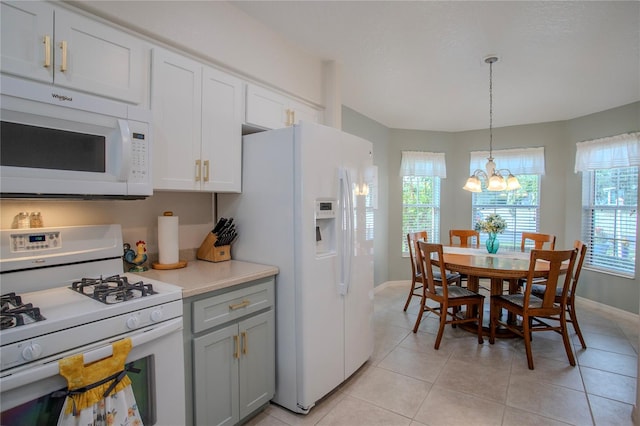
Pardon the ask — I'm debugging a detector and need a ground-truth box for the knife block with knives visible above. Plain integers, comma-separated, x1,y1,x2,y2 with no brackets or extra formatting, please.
197,217,237,263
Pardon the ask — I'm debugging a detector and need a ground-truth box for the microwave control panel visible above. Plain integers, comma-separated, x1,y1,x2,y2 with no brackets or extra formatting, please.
10,231,60,252
128,120,149,183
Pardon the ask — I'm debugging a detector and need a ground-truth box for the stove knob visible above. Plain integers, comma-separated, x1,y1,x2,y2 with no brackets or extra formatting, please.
22,343,43,361
126,316,140,329
150,309,163,322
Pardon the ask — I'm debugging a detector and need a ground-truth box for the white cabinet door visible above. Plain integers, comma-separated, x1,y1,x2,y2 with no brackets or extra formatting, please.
290,98,321,126
193,323,239,426
238,310,275,419
152,48,242,193
0,2,145,104
0,1,53,83
201,67,243,192
151,47,202,191
245,83,289,129
245,83,321,130
54,8,144,104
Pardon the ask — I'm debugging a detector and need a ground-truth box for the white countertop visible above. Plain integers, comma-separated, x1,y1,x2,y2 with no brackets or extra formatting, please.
136,260,279,298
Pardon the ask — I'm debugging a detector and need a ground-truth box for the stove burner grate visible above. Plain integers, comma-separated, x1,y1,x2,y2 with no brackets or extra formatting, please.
71,275,157,304
1,293,46,330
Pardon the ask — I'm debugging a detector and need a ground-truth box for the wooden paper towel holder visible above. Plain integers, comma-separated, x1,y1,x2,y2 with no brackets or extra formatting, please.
151,260,188,270
197,233,231,263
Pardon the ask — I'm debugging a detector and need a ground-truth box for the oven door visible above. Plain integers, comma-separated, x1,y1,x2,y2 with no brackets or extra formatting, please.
0,318,185,426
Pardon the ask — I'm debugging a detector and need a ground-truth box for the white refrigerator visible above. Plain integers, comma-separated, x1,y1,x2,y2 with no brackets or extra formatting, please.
218,122,375,414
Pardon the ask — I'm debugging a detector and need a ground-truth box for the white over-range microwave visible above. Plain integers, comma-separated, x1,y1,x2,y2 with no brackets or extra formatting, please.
0,75,152,199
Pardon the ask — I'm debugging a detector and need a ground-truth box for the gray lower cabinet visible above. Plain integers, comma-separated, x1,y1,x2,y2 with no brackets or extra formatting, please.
184,277,275,426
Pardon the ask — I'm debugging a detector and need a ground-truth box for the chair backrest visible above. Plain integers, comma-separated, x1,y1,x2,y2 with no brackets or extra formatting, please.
449,229,480,248
521,232,556,251
415,241,449,298
523,249,577,313
407,231,428,277
568,240,588,300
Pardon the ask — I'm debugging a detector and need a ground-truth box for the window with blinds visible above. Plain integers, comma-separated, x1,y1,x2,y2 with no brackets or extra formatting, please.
581,166,637,277
402,176,440,254
364,188,375,241
471,175,540,250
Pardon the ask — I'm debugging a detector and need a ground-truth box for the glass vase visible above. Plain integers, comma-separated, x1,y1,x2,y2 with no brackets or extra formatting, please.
486,232,499,254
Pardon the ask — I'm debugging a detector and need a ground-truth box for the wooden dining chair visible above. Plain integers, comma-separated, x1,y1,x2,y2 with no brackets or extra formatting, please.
413,242,485,348
531,241,588,348
448,229,480,288
403,232,461,312
449,229,480,248
521,232,556,251
515,232,557,292
490,248,578,369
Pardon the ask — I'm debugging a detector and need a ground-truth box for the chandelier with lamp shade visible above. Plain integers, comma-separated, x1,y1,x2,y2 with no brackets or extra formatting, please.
463,56,521,193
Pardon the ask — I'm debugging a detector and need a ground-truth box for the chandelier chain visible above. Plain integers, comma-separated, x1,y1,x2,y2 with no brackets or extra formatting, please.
489,59,493,158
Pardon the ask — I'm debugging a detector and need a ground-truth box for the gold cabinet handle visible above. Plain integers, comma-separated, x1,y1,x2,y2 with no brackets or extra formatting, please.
229,300,250,310
241,331,247,355
233,335,240,359
195,159,201,181
290,109,296,125
59,40,68,72
203,160,210,182
43,35,51,68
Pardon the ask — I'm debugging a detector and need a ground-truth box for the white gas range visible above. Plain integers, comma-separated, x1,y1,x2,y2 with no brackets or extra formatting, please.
0,224,186,425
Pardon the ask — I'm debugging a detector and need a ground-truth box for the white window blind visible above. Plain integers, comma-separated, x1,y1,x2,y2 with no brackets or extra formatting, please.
402,176,441,254
470,148,544,250
400,151,445,254
577,133,638,277
472,175,541,250
581,168,637,277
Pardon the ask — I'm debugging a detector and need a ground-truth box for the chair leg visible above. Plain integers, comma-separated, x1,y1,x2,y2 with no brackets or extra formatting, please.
434,308,446,350
403,278,416,312
489,300,497,345
560,314,577,366
476,300,484,344
568,305,587,349
522,315,534,370
412,294,426,333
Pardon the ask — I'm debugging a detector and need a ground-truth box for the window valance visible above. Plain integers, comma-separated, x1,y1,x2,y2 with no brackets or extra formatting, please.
574,132,640,172
469,147,545,175
400,151,447,178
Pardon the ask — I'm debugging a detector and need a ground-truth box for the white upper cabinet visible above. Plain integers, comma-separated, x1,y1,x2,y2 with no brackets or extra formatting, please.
245,83,320,130
1,1,145,104
152,47,242,192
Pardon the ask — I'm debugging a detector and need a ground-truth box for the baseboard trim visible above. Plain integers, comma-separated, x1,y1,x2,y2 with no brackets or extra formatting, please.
575,295,639,323
374,280,409,293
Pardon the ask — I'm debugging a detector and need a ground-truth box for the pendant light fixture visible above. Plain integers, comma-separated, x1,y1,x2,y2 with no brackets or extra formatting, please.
463,56,521,193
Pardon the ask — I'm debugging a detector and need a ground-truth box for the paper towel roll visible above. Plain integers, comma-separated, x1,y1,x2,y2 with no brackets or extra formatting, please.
158,212,179,265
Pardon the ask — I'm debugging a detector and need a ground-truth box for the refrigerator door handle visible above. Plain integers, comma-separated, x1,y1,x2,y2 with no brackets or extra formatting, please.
339,168,354,295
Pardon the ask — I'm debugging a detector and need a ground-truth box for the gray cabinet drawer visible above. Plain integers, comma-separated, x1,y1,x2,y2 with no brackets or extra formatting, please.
192,280,274,333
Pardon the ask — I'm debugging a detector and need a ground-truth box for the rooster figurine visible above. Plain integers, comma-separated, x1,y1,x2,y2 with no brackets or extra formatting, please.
123,240,148,272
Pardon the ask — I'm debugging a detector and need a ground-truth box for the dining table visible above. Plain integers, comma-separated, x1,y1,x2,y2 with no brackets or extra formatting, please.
440,246,568,337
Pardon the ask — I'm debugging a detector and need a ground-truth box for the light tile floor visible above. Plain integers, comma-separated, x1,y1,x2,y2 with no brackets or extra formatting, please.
247,282,638,426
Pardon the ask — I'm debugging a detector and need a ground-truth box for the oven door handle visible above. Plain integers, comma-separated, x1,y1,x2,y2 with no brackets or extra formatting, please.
0,318,183,392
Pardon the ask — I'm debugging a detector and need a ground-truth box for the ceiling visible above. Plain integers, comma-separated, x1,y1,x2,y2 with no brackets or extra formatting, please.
232,1,640,132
